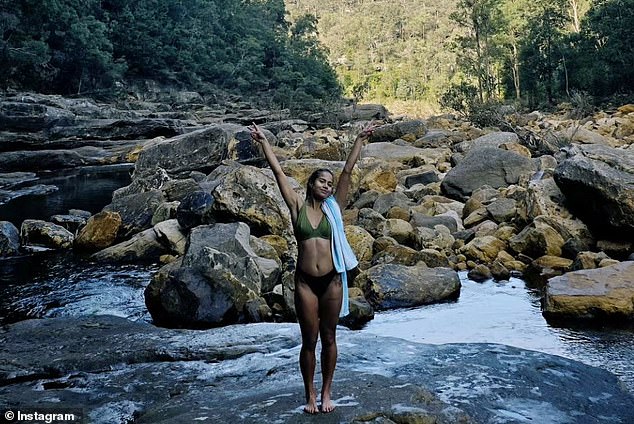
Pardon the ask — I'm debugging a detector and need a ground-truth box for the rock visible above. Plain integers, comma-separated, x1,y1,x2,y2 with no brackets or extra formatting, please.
47,118,183,141
19,219,74,249
208,163,292,237
0,101,75,132
454,131,519,153
4,315,632,423
441,147,538,201
175,191,215,230
49,214,87,233
369,119,428,143
144,223,279,328
468,264,492,282
461,236,507,263
404,170,440,187
133,124,250,179
508,217,565,258
91,226,167,262
357,208,387,239
597,239,633,260
339,295,375,330
572,251,605,270
104,189,165,238
160,178,201,202
338,103,388,121
417,248,450,268
371,244,422,267
361,264,460,310
490,260,511,280
413,225,450,250
74,211,122,252
362,142,449,165
153,219,187,256
525,256,573,287
382,218,414,245
554,144,634,238
544,261,634,322
410,212,458,233
151,201,180,225
0,221,20,255
486,198,517,223
372,192,412,216
259,235,289,260
345,225,374,263
358,166,399,193
0,148,115,172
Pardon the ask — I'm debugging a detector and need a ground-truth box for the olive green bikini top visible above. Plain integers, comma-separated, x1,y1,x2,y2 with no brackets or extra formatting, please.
294,203,332,241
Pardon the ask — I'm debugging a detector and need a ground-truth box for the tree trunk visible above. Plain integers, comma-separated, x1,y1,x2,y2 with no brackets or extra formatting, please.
512,43,521,100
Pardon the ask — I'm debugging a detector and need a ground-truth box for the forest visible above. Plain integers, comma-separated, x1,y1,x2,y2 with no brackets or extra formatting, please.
1,0,633,113
0,0,341,110
287,0,633,112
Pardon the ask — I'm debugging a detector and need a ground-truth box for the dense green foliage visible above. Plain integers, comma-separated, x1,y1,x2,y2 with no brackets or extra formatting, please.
287,0,633,111
0,0,340,109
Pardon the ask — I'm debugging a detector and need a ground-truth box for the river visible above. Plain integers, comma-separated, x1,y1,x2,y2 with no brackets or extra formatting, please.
0,165,632,395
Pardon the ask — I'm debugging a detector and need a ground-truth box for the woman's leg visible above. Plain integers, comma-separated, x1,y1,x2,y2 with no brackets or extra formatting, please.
318,274,343,413
294,277,320,414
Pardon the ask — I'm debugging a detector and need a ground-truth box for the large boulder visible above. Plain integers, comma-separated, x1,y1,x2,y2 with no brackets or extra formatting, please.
207,163,293,237
543,261,634,322
441,147,538,201
133,124,258,179
554,144,634,238
361,264,460,310
144,222,279,328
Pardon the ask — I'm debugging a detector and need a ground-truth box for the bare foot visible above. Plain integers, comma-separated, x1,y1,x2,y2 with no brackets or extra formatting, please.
320,393,336,413
304,391,319,414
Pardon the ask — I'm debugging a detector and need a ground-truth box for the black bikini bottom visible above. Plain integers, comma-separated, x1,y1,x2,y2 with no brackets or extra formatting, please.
296,268,339,297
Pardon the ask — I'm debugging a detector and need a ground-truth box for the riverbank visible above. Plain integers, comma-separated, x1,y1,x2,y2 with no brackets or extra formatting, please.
1,314,633,423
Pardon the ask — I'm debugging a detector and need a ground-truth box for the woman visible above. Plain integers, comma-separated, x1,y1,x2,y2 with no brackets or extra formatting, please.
250,122,374,414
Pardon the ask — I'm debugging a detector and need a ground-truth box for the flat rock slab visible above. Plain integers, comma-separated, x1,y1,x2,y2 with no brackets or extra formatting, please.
1,315,633,423
544,260,634,321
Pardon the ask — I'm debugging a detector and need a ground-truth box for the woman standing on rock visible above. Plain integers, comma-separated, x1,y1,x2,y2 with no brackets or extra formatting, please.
250,122,374,414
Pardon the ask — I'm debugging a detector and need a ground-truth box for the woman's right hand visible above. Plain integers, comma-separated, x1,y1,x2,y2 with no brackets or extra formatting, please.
249,122,267,144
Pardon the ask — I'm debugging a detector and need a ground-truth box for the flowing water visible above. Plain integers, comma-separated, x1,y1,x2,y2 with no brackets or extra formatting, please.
0,165,632,395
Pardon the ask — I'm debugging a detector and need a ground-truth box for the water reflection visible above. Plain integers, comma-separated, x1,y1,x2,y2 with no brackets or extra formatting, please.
0,164,132,227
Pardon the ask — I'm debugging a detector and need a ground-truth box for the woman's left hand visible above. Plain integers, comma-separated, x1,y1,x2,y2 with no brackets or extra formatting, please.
358,121,378,139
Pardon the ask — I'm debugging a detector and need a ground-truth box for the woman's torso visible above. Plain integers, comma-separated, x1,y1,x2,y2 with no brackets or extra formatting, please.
294,202,334,276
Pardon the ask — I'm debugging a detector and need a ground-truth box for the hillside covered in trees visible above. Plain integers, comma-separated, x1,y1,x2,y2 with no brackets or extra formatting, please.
1,0,632,114
0,0,340,110
287,0,633,112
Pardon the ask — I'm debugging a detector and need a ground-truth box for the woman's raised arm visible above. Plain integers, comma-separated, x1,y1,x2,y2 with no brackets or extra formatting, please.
335,122,376,209
250,123,301,215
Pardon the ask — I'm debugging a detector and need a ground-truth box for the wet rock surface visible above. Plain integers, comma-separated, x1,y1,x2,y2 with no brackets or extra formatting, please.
0,315,633,423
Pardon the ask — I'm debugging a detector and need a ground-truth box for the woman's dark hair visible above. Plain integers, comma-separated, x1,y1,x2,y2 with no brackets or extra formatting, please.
306,168,334,199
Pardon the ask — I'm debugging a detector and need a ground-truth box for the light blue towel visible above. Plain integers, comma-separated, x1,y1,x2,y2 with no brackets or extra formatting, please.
322,195,359,317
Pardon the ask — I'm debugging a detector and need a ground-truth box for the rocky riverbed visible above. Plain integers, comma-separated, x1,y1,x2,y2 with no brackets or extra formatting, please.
1,90,634,422
1,315,633,423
